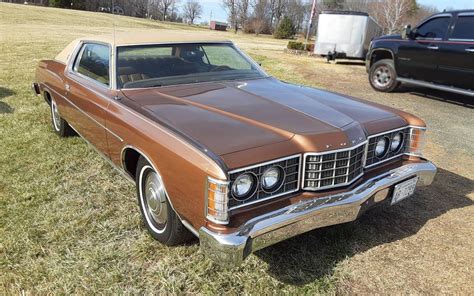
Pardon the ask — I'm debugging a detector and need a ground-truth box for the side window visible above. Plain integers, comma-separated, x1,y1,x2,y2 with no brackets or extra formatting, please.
450,16,474,40
415,17,451,40
74,43,110,86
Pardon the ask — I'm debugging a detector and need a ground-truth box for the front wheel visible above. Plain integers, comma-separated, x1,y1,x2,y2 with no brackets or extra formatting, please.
369,59,400,92
136,157,192,245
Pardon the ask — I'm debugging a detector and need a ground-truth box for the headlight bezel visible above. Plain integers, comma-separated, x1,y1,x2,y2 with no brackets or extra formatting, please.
366,125,426,168
227,154,302,211
390,132,404,153
375,136,390,158
231,172,258,201
261,165,286,193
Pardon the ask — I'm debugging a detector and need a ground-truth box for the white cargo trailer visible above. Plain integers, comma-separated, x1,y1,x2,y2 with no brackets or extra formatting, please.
314,11,382,61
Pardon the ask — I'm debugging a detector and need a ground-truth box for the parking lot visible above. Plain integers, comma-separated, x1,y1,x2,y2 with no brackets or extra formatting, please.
1,3,473,294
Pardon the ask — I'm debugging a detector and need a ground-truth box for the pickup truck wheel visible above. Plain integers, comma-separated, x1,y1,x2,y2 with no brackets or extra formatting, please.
136,157,192,245
369,59,400,92
50,98,74,137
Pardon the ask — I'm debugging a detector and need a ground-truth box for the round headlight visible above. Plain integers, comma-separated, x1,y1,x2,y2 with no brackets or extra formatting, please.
375,137,389,157
231,173,256,200
261,166,284,192
390,133,403,152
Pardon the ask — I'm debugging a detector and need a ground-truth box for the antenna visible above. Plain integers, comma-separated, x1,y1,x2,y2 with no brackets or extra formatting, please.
112,0,116,92
112,0,116,47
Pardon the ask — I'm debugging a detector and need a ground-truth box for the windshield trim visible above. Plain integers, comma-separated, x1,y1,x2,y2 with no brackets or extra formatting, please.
120,76,271,91
115,42,269,90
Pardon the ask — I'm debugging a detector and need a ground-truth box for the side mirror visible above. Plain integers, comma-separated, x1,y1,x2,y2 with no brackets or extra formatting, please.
402,25,412,39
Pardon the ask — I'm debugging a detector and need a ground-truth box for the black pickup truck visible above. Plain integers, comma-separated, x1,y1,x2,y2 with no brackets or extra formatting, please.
366,10,474,97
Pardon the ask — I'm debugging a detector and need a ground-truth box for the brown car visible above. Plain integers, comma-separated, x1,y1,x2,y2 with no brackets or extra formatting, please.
33,32,437,266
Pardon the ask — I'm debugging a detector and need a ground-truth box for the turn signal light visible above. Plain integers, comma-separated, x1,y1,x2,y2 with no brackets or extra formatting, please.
407,127,426,157
206,177,229,224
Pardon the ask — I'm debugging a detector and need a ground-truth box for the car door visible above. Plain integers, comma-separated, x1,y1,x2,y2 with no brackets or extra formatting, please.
64,42,113,156
396,14,452,82
437,13,474,91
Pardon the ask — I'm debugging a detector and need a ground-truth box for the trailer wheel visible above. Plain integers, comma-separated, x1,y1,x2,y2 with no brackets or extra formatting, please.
369,59,400,92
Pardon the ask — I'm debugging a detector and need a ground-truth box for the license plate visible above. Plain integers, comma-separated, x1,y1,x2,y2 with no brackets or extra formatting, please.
391,177,419,205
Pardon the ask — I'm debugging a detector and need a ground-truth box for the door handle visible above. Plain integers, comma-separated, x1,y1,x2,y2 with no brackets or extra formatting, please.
427,45,439,50
465,48,474,53
65,83,71,91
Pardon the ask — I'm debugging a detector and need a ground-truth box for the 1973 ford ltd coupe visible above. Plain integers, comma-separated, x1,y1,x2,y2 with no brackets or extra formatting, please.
33,33,437,266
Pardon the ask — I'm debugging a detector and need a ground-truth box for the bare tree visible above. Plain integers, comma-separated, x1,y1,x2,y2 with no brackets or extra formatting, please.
404,4,438,26
183,0,203,24
285,0,307,32
128,0,149,18
222,0,239,33
252,0,269,20
157,0,179,21
237,0,250,29
269,0,284,27
371,0,415,34
343,0,370,12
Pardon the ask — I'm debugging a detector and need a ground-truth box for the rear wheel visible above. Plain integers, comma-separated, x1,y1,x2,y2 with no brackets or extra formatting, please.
136,157,192,245
50,97,74,137
369,59,400,92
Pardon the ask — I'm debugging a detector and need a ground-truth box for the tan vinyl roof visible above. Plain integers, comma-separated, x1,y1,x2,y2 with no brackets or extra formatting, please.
55,32,231,64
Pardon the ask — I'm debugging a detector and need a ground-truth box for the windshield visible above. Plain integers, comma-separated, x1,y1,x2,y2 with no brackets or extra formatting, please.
116,43,266,89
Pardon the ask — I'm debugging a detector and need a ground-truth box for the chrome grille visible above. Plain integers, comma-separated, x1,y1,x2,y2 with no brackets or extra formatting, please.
303,143,366,190
228,155,301,209
366,127,411,168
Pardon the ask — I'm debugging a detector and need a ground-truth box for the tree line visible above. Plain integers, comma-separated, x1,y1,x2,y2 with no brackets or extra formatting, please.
8,0,439,37
8,0,205,24
223,0,439,37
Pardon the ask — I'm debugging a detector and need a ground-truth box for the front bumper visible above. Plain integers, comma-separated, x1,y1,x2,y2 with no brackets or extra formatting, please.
199,161,436,267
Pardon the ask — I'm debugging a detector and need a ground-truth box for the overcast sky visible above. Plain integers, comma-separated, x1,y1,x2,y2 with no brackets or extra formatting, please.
193,0,473,23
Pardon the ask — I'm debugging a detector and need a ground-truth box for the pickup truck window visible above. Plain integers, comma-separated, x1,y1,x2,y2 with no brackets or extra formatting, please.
416,17,450,40
73,43,110,86
450,16,474,40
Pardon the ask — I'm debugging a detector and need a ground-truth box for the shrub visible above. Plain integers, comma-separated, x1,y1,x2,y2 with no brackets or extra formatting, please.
50,0,85,9
274,16,296,39
243,18,272,35
49,0,69,8
287,41,315,51
287,41,304,50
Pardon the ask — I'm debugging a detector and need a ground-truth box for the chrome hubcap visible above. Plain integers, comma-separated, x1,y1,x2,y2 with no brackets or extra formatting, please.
373,66,392,88
51,99,61,131
144,170,168,225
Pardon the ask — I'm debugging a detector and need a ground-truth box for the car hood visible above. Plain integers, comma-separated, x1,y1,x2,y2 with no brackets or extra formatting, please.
121,78,406,156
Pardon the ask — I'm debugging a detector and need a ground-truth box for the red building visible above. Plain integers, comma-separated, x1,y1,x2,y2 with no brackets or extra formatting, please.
209,21,228,31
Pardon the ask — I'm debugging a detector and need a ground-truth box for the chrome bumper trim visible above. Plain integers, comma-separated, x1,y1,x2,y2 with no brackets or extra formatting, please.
199,161,437,267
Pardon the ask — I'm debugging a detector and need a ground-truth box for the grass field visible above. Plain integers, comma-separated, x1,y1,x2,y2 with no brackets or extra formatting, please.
1,3,473,294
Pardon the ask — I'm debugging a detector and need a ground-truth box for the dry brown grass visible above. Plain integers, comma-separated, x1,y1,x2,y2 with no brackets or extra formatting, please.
1,3,473,295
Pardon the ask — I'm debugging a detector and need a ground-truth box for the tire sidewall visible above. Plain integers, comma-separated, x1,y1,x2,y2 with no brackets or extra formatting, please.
369,59,399,92
49,97,74,137
50,98,62,134
136,158,172,242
